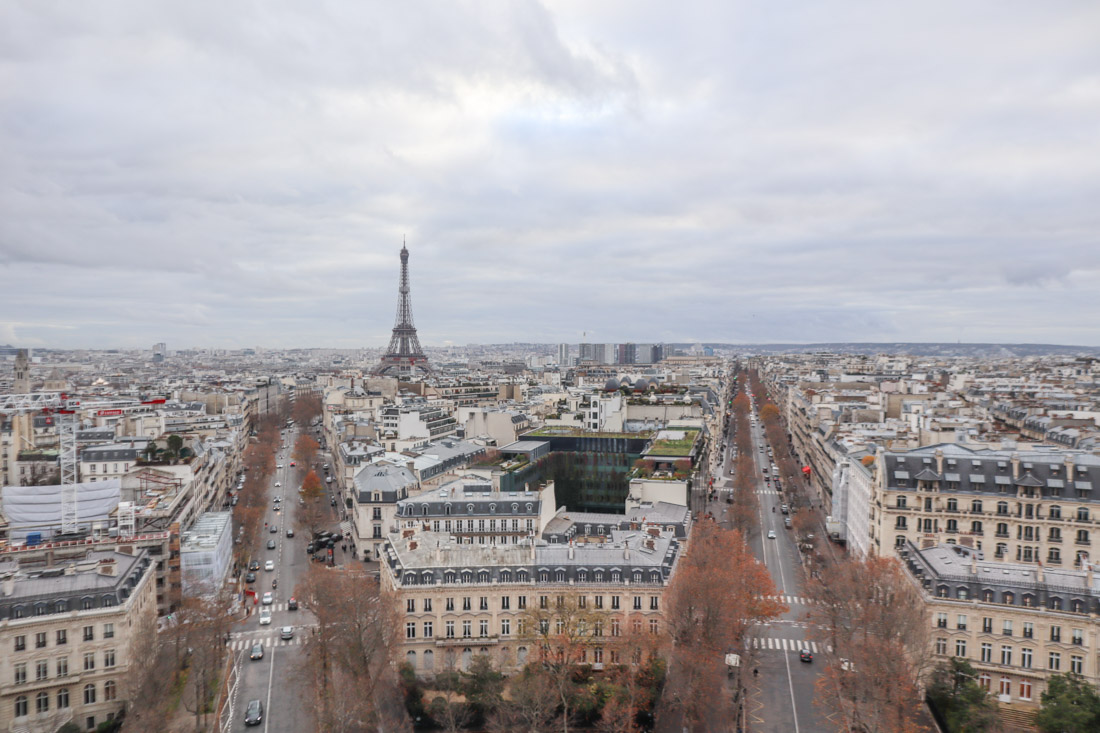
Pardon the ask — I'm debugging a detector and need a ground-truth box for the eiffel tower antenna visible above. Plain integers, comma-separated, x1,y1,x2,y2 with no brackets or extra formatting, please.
373,242,432,377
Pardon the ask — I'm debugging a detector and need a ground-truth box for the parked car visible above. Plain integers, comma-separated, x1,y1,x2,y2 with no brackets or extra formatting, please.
244,699,264,726
249,643,264,660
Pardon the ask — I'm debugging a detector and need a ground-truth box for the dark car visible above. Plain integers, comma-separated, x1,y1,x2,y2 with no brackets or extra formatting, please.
269,525,277,533
799,649,813,663
288,597,298,611
305,542,315,554
249,643,264,660
244,699,263,726
286,528,294,538
245,572,256,584
330,497,337,506
248,561,260,571
266,540,276,550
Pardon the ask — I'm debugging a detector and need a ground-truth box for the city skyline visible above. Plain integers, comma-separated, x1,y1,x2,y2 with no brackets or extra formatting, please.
3,1,1099,349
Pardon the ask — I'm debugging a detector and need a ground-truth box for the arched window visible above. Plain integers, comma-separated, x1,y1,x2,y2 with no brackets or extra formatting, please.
539,570,549,582
983,589,994,602
490,504,496,514
577,569,587,583
1050,505,1062,519
526,503,533,512
947,498,958,512
421,504,429,516
937,585,948,598
500,570,512,583
1050,597,1063,611
83,684,96,705
1077,530,1090,545
651,571,661,583
1002,592,1014,605
55,600,67,613
611,570,621,582
957,587,969,600
14,696,27,718
971,500,983,513
511,503,518,514
35,691,48,713
423,649,434,671
555,570,566,582
461,571,473,584
443,571,456,584
971,521,983,534
478,570,490,583
82,597,94,610
1072,599,1085,614
633,571,643,583
103,681,116,701
996,501,1009,515
445,504,452,515
516,569,529,582
467,504,475,514
422,572,434,584
461,648,473,671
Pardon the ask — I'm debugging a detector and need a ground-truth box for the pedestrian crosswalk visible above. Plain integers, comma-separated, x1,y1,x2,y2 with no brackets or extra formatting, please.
755,490,781,495
230,634,305,651
751,638,832,654
760,594,816,606
251,602,295,612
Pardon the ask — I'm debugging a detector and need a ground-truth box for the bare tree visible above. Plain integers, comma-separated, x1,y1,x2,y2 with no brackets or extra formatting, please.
123,611,177,733
805,555,932,733
518,595,609,733
298,563,410,731
487,667,563,733
661,518,786,731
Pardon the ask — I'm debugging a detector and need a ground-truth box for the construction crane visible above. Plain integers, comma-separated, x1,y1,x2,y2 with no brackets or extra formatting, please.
0,392,82,533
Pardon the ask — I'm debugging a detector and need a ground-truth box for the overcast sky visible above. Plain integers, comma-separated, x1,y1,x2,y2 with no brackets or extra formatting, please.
2,1,1098,349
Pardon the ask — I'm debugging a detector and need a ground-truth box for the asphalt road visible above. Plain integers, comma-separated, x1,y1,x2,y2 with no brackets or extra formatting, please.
707,403,834,733
222,425,345,733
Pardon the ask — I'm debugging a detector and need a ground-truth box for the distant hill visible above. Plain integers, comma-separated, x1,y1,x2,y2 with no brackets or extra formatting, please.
696,343,1100,358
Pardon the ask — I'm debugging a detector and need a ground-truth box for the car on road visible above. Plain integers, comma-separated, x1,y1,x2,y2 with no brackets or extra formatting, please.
276,464,283,469
244,699,264,726
288,597,298,611
330,497,336,506
274,482,281,487
280,626,294,640
780,505,789,514
248,560,260,571
259,608,272,625
784,518,792,528
264,560,274,571
767,530,776,539
269,525,277,533
290,461,296,466
326,476,333,484
231,496,238,506
273,504,281,512
262,591,273,605
799,648,813,663
245,572,256,583
249,643,264,660
267,540,276,550
286,528,294,538
323,463,329,470
273,495,281,503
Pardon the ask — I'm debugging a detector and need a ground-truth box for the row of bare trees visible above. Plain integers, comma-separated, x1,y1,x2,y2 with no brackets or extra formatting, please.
728,387,762,534
661,518,786,731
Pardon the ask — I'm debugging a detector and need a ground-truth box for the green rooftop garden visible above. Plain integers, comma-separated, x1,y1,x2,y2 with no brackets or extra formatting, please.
645,429,701,457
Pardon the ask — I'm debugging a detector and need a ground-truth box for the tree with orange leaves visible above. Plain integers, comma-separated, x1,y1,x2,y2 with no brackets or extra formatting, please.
661,518,786,731
805,555,932,733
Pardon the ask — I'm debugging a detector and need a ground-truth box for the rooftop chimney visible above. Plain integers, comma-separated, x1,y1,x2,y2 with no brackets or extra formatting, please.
1,573,16,597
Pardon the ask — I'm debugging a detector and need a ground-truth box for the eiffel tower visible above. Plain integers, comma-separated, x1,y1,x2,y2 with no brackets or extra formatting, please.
373,243,432,377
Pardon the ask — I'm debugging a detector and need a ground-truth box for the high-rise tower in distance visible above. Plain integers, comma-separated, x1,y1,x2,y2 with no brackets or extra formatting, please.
373,244,432,377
